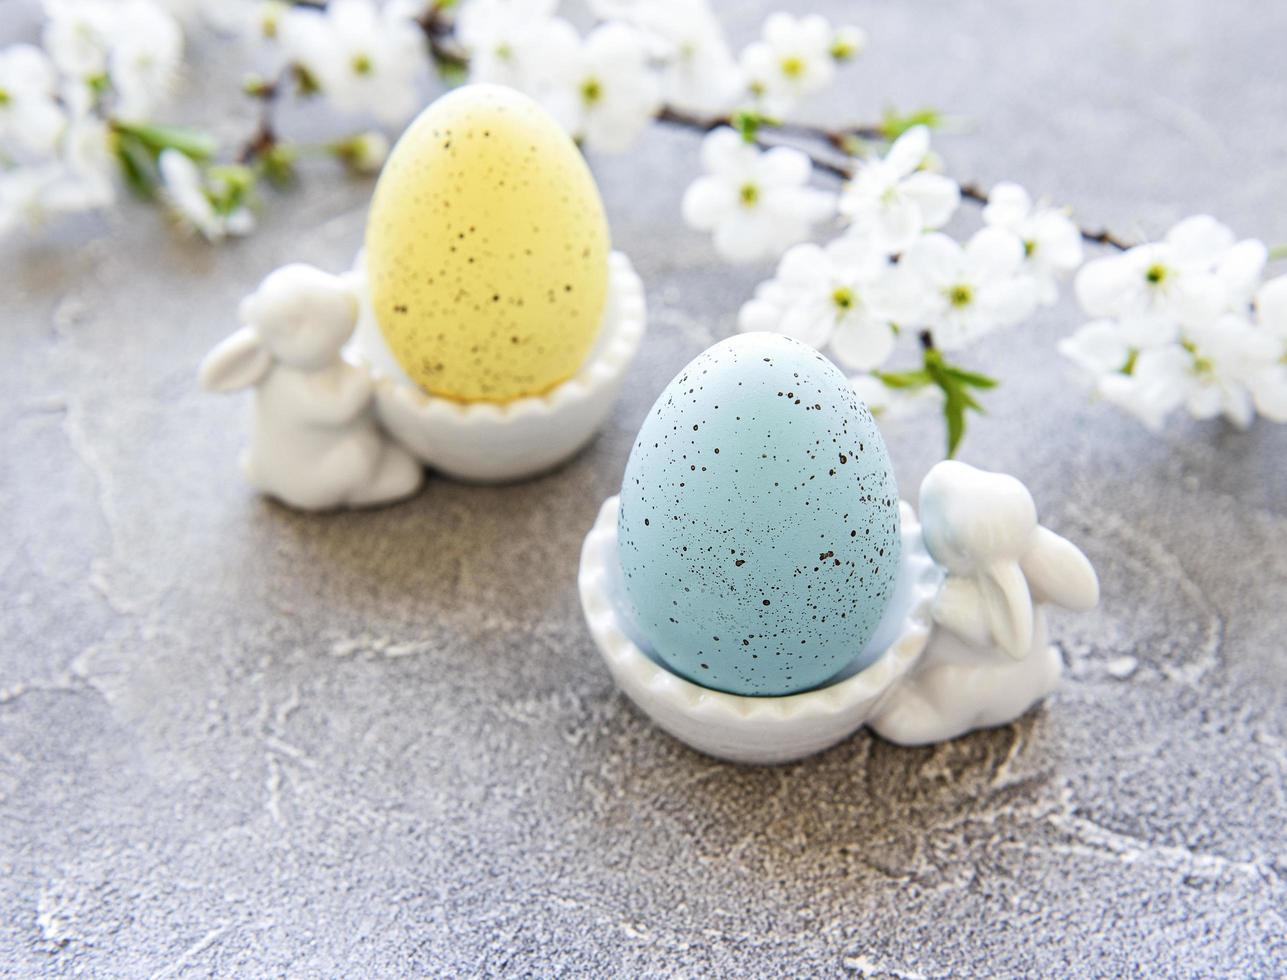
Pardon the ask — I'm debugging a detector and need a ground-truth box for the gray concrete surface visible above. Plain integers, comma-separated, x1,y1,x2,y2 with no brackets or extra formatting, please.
3,0,1285,975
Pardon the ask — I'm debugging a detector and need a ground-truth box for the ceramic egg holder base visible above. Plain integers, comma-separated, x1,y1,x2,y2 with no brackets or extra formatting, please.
348,250,646,484
578,462,1100,765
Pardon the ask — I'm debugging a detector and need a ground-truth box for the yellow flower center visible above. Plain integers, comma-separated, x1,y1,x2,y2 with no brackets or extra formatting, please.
580,78,603,104
1145,263,1168,286
739,183,760,206
351,53,373,76
832,287,855,312
780,55,805,78
947,284,973,308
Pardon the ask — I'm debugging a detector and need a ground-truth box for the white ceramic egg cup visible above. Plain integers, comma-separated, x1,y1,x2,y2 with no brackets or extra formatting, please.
578,461,1100,764
347,250,646,483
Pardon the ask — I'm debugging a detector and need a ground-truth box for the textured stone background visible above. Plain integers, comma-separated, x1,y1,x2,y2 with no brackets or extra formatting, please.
3,1,1285,976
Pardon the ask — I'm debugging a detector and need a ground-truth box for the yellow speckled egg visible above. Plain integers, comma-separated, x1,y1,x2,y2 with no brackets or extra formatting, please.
365,84,611,403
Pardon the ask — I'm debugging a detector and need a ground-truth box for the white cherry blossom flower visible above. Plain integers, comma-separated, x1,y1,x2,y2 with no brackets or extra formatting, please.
457,0,575,94
897,228,1038,349
1,165,66,235
539,22,661,153
738,236,906,371
1075,215,1266,329
839,125,959,254
829,25,867,61
1180,314,1279,428
247,0,291,42
109,1,185,122
0,157,112,235
1248,276,1287,421
982,181,1083,305
57,108,116,209
682,126,835,264
1094,345,1191,432
592,0,742,116
0,44,66,155
1058,316,1177,380
739,13,836,117
42,0,115,78
159,149,255,242
280,0,424,125
155,0,255,33
332,130,390,174
1063,307,1285,430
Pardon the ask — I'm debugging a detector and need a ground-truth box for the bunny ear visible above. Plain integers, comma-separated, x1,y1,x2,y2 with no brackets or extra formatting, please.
1021,526,1100,611
979,561,1033,659
932,576,994,648
199,326,272,393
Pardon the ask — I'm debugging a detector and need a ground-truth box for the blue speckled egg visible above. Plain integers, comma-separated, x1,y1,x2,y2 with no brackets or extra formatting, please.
617,333,901,697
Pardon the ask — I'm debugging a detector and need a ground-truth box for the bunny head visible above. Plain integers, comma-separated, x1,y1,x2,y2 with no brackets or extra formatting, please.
238,264,359,372
919,461,1040,660
918,461,1099,662
919,461,1037,574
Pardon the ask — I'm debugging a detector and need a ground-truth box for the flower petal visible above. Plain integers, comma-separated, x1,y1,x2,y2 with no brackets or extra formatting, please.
1218,238,1268,303
739,297,784,333
712,209,772,263
1249,366,1287,422
902,232,961,286
775,242,830,288
700,127,752,178
1075,254,1136,317
965,226,1025,281
901,172,959,230
830,317,895,371
1255,275,1287,339
1165,214,1234,270
981,182,1030,229
866,197,922,253
1058,320,1130,375
756,145,812,187
681,176,735,230
977,276,1038,329
884,124,929,177
777,298,835,349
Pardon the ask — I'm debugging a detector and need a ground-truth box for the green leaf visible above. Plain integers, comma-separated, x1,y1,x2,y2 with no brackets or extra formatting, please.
207,163,258,215
943,391,966,458
880,106,942,140
115,133,157,197
874,368,931,389
958,388,984,413
242,73,276,98
259,144,297,186
731,109,772,143
941,364,999,389
435,58,468,86
114,122,217,161
292,63,322,98
920,346,996,457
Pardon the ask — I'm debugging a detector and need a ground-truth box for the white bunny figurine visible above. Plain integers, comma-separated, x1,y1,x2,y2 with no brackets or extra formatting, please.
870,461,1099,745
199,263,423,511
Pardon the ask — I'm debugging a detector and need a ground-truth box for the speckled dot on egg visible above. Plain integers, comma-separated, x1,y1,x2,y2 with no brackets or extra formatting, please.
364,84,611,403
617,333,902,697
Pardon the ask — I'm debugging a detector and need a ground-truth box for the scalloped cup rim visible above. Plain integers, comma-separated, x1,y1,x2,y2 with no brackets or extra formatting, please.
347,251,645,481
579,496,941,762
366,252,644,421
